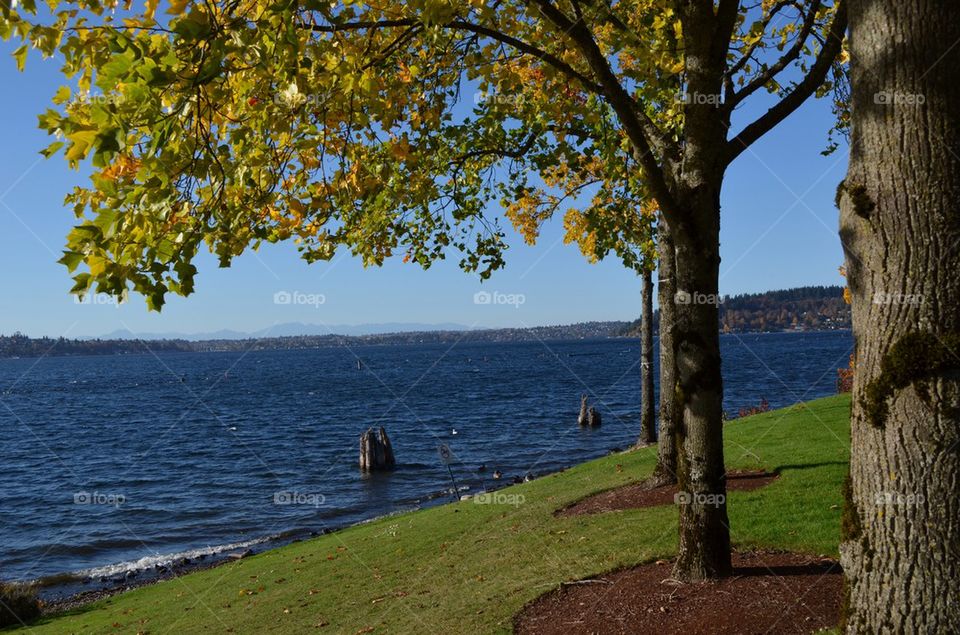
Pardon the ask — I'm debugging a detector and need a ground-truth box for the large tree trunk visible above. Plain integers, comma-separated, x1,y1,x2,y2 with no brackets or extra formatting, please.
639,267,657,444
670,189,731,581
649,222,679,486
839,2,960,631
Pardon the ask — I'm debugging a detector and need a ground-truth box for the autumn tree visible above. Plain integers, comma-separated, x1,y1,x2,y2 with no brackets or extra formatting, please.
4,0,846,580
839,0,960,629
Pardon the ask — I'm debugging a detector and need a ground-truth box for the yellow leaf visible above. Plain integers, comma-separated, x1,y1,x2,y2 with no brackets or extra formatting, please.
65,129,98,163
167,0,189,15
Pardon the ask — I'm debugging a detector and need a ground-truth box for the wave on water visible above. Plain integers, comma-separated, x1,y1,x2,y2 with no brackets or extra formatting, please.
63,536,276,582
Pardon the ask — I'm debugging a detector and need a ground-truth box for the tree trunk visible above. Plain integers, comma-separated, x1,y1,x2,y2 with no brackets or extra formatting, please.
839,2,960,631
649,221,679,487
670,191,731,581
639,267,657,444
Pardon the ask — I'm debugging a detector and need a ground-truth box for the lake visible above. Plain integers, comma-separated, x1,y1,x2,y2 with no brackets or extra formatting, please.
0,331,852,592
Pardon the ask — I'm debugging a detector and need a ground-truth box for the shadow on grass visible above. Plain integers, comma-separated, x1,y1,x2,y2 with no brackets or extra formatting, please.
774,461,848,472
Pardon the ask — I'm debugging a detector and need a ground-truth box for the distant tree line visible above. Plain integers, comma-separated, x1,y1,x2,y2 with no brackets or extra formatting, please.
619,285,850,336
0,322,631,359
0,332,193,358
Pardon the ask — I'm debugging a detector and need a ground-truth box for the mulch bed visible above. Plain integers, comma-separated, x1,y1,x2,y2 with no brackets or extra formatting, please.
556,470,778,517
514,550,842,635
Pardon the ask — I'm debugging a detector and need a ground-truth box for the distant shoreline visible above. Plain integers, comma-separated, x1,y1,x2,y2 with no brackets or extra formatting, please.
0,326,852,360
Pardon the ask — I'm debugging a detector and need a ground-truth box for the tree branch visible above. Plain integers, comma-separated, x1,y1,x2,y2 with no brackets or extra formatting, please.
724,1,797,79
712,0,743,69
446,19,602,93
724,0,846,164
302,17,603,94
726,0,823,108
523,0,682,217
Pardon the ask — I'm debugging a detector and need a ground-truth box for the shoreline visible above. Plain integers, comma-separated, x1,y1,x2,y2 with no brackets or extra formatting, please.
0,328,852,361
34,470,568,616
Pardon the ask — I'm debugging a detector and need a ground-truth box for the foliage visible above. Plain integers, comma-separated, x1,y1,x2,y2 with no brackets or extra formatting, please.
18,395,851,633
736,397,770,418
837,354,854,393
3,0,844,308
0,582,41,628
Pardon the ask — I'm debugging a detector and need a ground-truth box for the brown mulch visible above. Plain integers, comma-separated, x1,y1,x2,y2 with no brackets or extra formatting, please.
556,470,778,517
514,550,842,635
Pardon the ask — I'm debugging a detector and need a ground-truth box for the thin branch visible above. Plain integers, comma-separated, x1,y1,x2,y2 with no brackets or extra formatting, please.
724,0,797,79
301,17,603,94
447,19,602,93
726,0,824,108
724,0,846,164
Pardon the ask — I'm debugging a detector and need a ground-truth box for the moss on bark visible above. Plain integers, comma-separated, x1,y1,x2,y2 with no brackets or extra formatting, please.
862,331,960,427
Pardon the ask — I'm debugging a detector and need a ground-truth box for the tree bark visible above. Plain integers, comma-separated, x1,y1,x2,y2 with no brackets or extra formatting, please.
639,267,657,444
839,1,960,631
649,222,679,487
670,189,731,581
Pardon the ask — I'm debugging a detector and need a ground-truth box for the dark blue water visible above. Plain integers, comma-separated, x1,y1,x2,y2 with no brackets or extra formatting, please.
0,332,852,588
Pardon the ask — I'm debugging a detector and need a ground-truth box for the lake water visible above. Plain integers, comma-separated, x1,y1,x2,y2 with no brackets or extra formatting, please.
0,331,852,590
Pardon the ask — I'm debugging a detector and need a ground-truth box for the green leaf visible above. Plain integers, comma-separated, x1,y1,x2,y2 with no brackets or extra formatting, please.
40,141,64,158
64,128,98,163
58,250,84,273
52,85,71,105
12,45,27,72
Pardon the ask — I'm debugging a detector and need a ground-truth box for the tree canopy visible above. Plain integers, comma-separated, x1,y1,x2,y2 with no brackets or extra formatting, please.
3,0,844,308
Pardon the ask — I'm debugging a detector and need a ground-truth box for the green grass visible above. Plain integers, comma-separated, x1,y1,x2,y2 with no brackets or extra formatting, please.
12,395,851,634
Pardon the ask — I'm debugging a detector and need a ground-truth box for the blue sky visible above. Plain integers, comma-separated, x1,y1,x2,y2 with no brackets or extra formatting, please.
0,46,848,338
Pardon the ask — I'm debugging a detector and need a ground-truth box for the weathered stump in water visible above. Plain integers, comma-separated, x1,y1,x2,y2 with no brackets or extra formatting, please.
360,426,396,471
578,394,589,426
588,407,602,427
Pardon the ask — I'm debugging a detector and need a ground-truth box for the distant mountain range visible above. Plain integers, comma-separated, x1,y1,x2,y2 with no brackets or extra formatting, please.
0,286,850,359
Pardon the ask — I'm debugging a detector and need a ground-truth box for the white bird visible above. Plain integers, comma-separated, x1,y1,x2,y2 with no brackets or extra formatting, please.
451,429,458,436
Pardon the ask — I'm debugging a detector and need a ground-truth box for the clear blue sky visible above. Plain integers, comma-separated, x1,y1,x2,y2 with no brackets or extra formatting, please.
0,46,848,338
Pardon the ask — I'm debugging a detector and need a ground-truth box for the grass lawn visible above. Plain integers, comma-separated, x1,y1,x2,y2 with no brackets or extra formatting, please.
13,394,851,634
